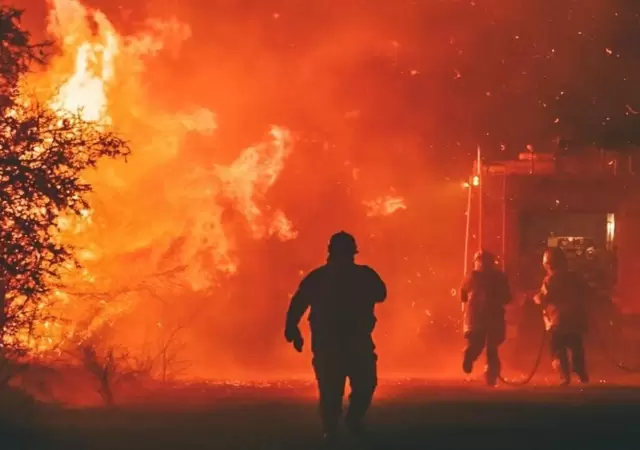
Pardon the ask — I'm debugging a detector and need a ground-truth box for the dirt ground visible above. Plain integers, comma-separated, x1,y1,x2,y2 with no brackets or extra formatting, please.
4,378,640,450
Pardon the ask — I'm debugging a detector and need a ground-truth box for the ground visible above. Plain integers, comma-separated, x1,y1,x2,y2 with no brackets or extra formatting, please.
4,378,640,450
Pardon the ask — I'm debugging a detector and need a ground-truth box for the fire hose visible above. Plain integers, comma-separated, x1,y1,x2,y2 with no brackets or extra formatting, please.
459,296,640,384
496,321,640,387
459,297,547,386
497,330,547,386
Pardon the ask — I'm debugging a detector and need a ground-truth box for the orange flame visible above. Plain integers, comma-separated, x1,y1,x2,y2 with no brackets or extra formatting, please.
216,126,296,240
364,195,407,217
19,0,298,353
48,6,118,122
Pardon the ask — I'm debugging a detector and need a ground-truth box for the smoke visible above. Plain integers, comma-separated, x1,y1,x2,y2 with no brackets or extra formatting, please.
9,0,639,380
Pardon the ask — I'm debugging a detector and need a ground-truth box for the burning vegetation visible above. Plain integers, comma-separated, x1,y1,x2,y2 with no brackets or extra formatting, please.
3,0,412,398
0,0,639,405
1,0,315,385
0,5,130,356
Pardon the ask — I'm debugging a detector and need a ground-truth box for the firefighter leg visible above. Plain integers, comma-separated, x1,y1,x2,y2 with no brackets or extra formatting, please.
312,352,347,436
569,334,589,383
550,330,571,384
485,339,501,386
345,350,378,434
463,331,486,374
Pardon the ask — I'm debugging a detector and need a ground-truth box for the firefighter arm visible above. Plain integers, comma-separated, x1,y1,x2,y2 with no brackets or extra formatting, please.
369,268,387,303
534,280,551,305
284,279,310,343
502,275,513,305
460,283,469,313
364,266,387,303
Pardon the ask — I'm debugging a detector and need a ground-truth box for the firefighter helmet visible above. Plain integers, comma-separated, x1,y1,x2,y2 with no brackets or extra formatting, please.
473,250,496,267
328,231,358,255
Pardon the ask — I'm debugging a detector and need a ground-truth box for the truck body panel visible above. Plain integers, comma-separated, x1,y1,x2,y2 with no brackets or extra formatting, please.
466,149,640,313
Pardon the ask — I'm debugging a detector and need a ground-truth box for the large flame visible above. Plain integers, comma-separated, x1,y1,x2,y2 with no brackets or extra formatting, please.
47,4,118,123
364,194,407,217
15,0,408,376
21,0,299,354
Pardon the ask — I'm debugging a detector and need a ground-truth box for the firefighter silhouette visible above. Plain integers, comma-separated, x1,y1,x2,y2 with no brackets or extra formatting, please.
460,250,512,386
284,231,386,441
534,247,590,385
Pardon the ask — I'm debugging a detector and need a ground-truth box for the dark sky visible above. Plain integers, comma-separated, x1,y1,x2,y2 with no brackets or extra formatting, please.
226,0,636,177
169,0,640,167
13,0,640,180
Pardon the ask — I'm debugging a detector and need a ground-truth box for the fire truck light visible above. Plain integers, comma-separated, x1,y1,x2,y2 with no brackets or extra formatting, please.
462,181,470,189
606,213,615,248
472,175,480,187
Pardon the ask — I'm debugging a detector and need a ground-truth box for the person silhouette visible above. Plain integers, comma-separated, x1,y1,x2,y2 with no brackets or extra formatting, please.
534,247,590,385
284,231,386,443
460,250,512,386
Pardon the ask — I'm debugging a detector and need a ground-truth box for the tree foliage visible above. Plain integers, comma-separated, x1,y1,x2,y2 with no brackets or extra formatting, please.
0,6,130,352
0,8,47,99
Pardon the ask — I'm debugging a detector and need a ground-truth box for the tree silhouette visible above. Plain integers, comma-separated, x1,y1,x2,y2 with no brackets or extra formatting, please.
0,7,130,353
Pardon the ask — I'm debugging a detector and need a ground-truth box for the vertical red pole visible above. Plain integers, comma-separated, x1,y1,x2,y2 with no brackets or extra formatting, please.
477,146,483,251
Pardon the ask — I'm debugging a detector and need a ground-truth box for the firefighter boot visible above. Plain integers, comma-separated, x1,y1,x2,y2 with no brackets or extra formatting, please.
570,340,589,384
485,346,500,387
321,422,339,447
552,358,570,385
345,415,365,437
484,367,499,387
463,358,473,375
485,370,498,387
576,371,589,384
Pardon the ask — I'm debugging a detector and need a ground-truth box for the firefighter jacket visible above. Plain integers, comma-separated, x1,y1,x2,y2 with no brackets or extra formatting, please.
460,269,512,341
285,261,387,353
536,270,589,333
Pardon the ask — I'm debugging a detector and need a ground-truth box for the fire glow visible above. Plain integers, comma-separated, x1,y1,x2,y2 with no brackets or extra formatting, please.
20,0,299,354
16,0,407,372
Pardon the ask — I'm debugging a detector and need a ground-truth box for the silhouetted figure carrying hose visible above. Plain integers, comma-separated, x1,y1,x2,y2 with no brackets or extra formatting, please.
460,250,512,386
284,231,387,445
534,247,590,385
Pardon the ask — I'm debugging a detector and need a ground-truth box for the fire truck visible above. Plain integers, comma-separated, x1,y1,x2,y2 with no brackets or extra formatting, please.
464,146,640,318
